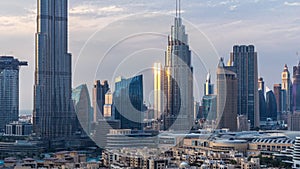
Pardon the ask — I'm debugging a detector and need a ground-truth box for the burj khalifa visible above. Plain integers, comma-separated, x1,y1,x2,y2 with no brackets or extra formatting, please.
33,0,76,139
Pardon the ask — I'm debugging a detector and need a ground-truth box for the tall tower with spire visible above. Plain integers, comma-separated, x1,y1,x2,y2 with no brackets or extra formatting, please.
33,0,76,139
282,64,292,112
163,0,193,131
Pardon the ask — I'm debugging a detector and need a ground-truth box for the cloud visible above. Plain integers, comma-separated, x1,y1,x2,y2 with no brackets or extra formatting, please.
70,5,124,17
284,1,300,6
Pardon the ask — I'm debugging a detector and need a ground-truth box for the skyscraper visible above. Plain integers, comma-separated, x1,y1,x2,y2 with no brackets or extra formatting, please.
258,89,266,122
265,89,278,121
293,62,300,112
93,80,109,122
154,62,164,120
282,64,292,112
216,58,238,131
72,84,93,135
113,75,145,130
204,72,214,96
33,0,76,139
0,56,27,131
229,45,259,128
273,84,283,118
163,0,193,131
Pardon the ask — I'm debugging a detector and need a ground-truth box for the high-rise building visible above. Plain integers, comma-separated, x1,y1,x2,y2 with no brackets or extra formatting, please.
258,89,266,122
0,56,27,131
273,84,283,116
265,89,278,121
282,64,292,112
113,75,145,130
163,0,193,131
201,95,217,120
103,90,113,118
204,72,214,95
258,77,265,94
153,62,164,120
216,58,238,131
292,62,300,112
72,84,93,135
229,45,259,128
288,111,300,131
93,80,109,122
33,0,77,139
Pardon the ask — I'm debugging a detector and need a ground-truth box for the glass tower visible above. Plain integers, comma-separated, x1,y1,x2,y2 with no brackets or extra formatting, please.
229,45,259,128
33,0,76,139
113,75,145,130
0,56,27,131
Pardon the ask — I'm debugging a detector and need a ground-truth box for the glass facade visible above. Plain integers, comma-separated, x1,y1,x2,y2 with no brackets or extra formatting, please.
0,56,27,132
113,75,145,130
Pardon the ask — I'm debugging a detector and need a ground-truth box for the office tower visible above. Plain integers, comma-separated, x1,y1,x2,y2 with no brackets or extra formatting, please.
114,75,145,130
273,84,283,116
282,64,292,112
204,72,214,95
103,90,113,118
163,0,193,131
258,77,265,94
293,137,300,168
265,89,278,121
216,58,238,131
0,56,27,131
72,84,92,135
258,89,266,122
293,62,300,111
154,62,164,120
33,0,77,139
93,80,109,122
229,45,259,128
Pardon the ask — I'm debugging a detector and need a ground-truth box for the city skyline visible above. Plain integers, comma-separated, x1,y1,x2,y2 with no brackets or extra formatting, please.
0,0,299,111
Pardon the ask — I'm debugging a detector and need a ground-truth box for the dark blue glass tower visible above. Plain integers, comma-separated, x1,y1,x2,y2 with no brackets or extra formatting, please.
33,0,76,139
259,90,267,121
293,62,300,112
113,75,145,130
266,90,277,121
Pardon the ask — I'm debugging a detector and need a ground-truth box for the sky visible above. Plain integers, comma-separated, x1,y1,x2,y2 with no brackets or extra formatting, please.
0,0,299,110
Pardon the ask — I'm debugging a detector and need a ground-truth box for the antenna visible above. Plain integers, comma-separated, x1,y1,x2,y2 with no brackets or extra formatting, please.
179,0,181,18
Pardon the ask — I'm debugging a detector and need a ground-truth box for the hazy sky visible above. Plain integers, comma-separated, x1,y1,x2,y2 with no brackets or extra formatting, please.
0,0,299,110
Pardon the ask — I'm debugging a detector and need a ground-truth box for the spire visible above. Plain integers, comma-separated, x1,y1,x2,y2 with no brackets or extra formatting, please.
175,0,181,18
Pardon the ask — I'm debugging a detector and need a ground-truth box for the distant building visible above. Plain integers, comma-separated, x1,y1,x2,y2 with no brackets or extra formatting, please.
93,119,120,148
237,115,250,131
0,56,27,132
265,90,278,121
153,62,164,120
103,90,113,118
273,84,283,118
216,58,238,131
93,80,109,122
258,89,266,122
288,111,300,131
292,62,300,112
113,75,145,130
193,101,200,121
229,45,259,128
204,72,214,96
5,121,32,136
201,95,217,120
282,64,293,112
72,84,93,135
